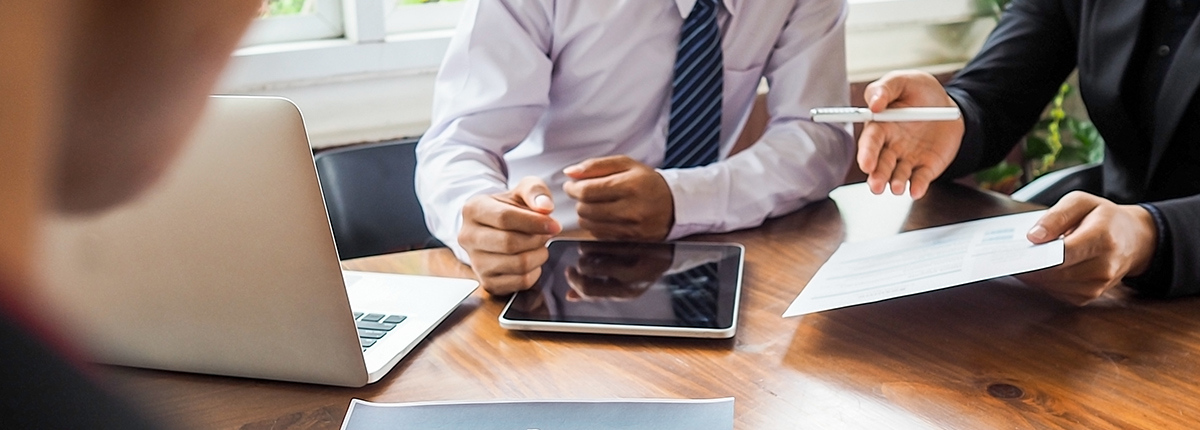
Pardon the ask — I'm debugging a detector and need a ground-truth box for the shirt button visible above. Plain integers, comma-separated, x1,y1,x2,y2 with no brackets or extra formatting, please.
1158,45,1171,56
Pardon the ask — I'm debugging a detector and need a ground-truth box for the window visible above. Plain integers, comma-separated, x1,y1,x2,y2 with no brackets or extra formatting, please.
243,0,344,47
387,0,464,35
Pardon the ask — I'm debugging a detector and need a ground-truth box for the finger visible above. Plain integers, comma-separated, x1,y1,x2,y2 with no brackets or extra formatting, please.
1027,192,1100,244
513,176,555,214
563,175,629,203
864,80,893,113
864,71,912,112
889,159,914,196
856,123,888,175
579,218,642,240
908,167,937,199
479,268,543,296
465,196,560,235
867,146,899,195
459,225,551,254
472,247,549,277
563,155,636,180
576,200,638,224
1058,226,1097,272
1012,217,1123,305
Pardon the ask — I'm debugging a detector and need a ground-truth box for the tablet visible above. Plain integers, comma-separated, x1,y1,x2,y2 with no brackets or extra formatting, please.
499,239,745,338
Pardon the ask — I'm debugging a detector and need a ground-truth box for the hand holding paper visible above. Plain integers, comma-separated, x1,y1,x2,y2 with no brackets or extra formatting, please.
784,211,1064,317
1015,192,1159,305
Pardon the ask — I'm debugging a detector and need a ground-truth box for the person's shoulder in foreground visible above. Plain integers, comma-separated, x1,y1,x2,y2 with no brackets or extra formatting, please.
414,0,855,295
0,0,257,427
852,0,1200,305
0,291,159,429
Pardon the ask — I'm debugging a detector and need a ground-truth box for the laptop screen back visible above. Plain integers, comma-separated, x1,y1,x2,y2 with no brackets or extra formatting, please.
40,96,369,386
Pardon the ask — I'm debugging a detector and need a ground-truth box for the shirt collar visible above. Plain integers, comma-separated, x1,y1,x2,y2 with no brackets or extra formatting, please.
674,0,737,19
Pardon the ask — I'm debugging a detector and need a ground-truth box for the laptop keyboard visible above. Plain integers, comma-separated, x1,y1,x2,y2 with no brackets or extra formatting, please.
353,312,408,350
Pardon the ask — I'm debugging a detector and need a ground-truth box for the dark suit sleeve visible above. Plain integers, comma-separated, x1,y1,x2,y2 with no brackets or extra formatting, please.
1134,195,1200,297
940,0,1080,179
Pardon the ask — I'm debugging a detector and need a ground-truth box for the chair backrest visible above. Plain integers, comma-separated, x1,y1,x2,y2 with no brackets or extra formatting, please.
314,138,443,260
1010,162,1103,207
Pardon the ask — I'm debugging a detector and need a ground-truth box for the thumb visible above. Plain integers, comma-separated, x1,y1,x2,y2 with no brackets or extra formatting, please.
865,70,939,112
1027,192,1099,243
564,155,637,179
865,73,908,113
514,176,555,214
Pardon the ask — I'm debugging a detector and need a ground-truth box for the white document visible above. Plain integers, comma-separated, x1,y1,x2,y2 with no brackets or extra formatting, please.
784,210,1064,317
341,397,734,430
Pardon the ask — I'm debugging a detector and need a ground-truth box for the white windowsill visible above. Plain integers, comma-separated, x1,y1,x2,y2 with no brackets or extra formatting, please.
221,30,454,91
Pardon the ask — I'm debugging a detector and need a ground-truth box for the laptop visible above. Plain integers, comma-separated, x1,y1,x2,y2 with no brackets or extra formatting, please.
39,95,477,387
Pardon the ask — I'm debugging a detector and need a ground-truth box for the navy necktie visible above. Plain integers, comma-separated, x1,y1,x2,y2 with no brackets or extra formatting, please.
662,0,723,169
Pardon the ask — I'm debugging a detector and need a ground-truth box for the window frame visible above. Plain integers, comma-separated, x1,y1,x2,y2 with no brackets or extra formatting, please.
242,0,345,47
385,1,465,35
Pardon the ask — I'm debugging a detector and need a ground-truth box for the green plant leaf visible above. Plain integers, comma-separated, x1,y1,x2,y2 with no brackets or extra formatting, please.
1024,135,1054,159
1086,137,1105,163
1056,146,1087,166
976,161,1022,184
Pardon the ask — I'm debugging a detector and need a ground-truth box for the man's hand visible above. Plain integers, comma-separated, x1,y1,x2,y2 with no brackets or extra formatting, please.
562,155,674,240
857,70,966,199
459,177,562,295
1018,192,1158,305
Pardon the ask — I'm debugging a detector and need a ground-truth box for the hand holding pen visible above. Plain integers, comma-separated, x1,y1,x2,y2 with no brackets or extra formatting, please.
833,70,967,199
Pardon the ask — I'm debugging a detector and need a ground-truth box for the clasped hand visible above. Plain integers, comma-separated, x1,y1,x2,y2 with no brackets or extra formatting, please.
460,156,673,295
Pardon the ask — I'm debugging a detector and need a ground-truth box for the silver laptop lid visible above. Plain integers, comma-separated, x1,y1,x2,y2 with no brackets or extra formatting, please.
40,96,368,386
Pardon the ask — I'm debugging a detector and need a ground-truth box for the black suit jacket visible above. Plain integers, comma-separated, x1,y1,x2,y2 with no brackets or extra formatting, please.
940,0,1200,297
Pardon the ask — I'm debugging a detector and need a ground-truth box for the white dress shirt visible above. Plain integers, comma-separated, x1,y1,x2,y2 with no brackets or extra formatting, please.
416,0,853,262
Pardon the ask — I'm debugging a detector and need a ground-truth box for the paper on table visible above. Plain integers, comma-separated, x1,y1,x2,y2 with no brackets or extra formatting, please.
784,210,1063,317
340,397,734,430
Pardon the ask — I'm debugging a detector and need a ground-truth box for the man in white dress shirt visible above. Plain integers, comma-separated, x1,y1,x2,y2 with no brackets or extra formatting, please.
416,0,853,294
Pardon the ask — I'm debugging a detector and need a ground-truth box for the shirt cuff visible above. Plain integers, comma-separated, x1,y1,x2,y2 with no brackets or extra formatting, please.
658,166,723,240
1123,203,1172,296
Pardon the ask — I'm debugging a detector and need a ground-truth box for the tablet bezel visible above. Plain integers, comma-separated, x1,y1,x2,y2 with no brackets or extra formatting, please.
498,239,745,339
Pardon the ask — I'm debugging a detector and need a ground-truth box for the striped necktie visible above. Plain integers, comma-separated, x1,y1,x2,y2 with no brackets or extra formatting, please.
662,0,723,169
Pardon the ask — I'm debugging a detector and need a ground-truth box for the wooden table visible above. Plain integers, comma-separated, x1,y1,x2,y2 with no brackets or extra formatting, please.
104,182,1200,429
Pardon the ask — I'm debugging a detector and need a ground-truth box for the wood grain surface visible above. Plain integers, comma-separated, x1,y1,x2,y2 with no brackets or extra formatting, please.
101,182,1200,429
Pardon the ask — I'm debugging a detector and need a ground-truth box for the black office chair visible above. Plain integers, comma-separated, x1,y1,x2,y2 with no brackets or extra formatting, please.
313,138,443,260
1009,162,1103,207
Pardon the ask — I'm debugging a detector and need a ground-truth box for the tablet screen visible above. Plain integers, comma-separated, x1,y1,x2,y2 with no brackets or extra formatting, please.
502,240,743,330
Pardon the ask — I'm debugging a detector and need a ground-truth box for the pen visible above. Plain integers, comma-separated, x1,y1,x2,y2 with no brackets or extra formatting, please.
810,107,961,123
